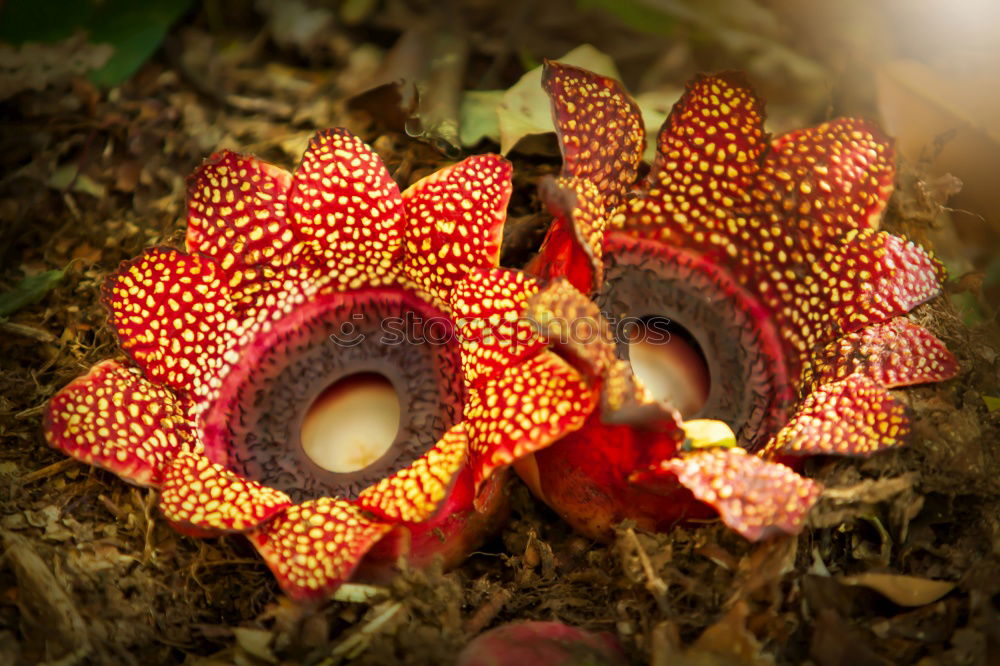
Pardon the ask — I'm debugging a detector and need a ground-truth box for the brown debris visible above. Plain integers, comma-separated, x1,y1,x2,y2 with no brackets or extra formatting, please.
1,1,999,665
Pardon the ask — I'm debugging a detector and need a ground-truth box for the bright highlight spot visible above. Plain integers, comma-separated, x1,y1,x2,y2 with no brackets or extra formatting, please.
628,319,710,417
301,373,401,473
681,419,737,450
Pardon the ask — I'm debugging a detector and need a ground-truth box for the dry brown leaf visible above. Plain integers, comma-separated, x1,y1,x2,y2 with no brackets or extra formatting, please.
837,572,955,607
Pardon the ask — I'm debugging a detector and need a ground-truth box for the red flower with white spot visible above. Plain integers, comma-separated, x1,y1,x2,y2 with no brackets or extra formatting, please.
456,63,958,542
44,129,515,601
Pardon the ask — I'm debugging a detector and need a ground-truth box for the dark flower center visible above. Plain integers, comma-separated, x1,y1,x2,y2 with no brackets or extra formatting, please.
209,288,464,503
598,234,793,448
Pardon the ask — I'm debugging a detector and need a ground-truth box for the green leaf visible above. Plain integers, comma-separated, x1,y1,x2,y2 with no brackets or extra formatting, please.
0,270,64,318
459,90,505,147
983,396,1000,412
575,0,677,36
497,44,622,154
0,0,194,88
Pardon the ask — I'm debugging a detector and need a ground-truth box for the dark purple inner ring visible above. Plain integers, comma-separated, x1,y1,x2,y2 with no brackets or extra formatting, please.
225,288,463,503
598,235,792,449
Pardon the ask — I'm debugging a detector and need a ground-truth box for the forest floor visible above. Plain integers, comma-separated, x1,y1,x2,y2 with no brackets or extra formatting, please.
2,2,999,664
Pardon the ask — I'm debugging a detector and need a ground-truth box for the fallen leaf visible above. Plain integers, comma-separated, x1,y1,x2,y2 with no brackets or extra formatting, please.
0,0,195,88
837,573,955,607
497,43,622,154
48,164,106,198
0,270,64,318
232,627,278,664
0,34,112,100
459,89,505,147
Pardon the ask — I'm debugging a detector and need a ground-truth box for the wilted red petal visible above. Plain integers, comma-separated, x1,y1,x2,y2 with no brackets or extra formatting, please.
806,317,958,388
451,267,546,388
401,154,512,308
524,277,617,379
542,60,644,209
186,151,295,276
248,498,393,602
762,373,910,458
102,247,233,396
43,360,197,486
355,423,467,523
287,128,405,284
526,175,607,293
159,450,292,534
630,448,821,541
466,352,597,490
757,118,895,236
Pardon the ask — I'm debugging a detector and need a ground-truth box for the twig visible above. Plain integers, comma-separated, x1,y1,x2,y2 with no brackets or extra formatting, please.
326,601,405,662
1,321,57,343
141,489,158,565
463,587,513,635
20,458,78,485
625,527,669,614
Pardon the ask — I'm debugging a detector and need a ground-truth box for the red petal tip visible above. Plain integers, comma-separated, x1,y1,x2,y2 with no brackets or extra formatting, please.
401,154,513,307
542,60,644,209
764,373,910,458
44,360,197,486
631,448,822,541
807,317,958,389
101,247,233,395
452,267,546,387
159,451,292,534
249,498,392,602
356,423,468,523
186,150,295,274
467,352,597,490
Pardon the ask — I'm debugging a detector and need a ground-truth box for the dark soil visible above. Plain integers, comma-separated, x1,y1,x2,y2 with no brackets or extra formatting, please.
2,2,999,665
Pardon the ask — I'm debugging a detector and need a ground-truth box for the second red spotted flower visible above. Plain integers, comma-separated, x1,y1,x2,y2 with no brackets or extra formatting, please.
457,63,959,542
45,129,514,601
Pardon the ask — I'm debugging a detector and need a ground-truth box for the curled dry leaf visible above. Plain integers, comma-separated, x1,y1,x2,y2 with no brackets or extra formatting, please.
837,572,955,607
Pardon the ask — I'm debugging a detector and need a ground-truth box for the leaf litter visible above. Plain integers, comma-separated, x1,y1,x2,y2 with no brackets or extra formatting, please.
1,1,999,664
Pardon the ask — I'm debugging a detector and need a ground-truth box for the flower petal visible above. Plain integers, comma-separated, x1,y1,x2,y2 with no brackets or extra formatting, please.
758,118,895,234
159,450,292,534
287,129,405,284
542,60,644,209
524,277,618,379
526,175,607,294
186,151,295,276
401,154,512,308
355,422,467,523
43,360,197,486
762,373,910,458
806,317,958,389
466,352,597,490
630,448,822,541
645,72,767,222
869,232,945,315
248,498,393,602
451,267,546,388
102,247,234,396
